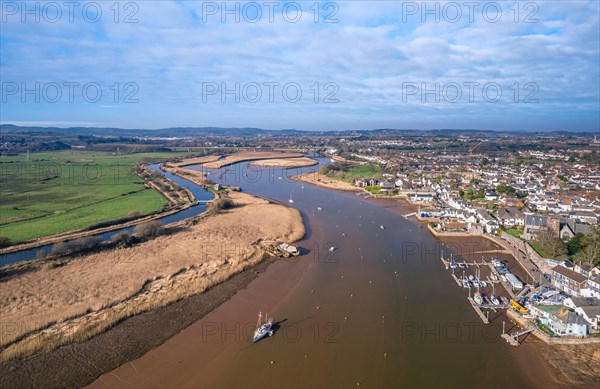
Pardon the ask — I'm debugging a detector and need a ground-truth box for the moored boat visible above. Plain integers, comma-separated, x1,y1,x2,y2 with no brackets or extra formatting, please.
253,311,274,343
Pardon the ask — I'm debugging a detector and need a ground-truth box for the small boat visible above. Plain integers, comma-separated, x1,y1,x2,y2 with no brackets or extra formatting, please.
472,279,479,288
380,225,385,230
341,233,346,237
468,275,475,281
490,295,500,305
473,292,483,305
278,177,282,180
288,194,294,203
329,246,336,252
253,312,274,343
449,261,457,269
481,281,487,288
462,278,470,288
317,207,322,211
458,262,466,269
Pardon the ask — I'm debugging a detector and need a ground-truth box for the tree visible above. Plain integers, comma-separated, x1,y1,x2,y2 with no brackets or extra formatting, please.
575,226,600,266
567,233,587,256
536,231,567,259
0,236,11,248
134,221,164,239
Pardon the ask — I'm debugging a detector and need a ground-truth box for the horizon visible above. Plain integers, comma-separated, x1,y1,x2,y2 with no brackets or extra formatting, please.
1,1,599,132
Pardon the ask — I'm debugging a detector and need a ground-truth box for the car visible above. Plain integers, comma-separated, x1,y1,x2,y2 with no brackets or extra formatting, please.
544,273,552,282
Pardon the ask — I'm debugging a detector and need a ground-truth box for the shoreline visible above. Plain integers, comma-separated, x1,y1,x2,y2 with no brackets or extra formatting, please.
292,172,362,192
0,255,277,389
0,189,304,363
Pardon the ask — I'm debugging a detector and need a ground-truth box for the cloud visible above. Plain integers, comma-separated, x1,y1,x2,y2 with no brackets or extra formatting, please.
0,0,598,131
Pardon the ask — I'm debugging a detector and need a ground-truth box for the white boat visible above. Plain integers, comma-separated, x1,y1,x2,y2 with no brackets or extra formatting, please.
473,292,483,305
288,194,294,203
481,281,487,288
329,246,336,252
462,278,470,288
380,225,385,230
253,312,274,343
472,279,479,288
317,207,322,211
468,275,475,281
490,295,500,305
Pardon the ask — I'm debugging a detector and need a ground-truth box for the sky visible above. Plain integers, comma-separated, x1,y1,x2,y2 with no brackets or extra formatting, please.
1,0,599,132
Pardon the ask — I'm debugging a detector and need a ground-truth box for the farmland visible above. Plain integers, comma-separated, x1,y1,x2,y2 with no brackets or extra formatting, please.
0,151,195,243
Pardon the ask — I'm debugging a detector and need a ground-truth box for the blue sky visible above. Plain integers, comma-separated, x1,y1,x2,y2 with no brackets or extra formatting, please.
1,0,599,131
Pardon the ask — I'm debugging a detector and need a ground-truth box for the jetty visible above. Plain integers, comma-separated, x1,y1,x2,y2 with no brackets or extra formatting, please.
467,297,490,324
502,328,534,346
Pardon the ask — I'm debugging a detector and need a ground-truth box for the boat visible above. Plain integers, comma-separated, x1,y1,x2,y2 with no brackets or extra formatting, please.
380,225,385,230
253,311,274,342
468,275,475,281
458,262,466,268
317,207,322,211
329,245,336,252
481,281,487,288
449,260,457,269
473,292,483,305
288,193,294,203
462,278,470,288
472,279,479,288
490,295,500,305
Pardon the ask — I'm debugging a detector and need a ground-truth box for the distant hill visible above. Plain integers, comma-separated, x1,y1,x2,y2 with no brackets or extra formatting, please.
0,124,595,138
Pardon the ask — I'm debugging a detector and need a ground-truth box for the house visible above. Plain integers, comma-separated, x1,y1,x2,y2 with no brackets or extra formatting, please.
553,265,589,297
355,178,379,187
531,305,589,337
379,181,396,192
409,193,434,203
563,297,600,331
496,207,525,227
586,274,600,299
523,214,548,241
477,210,499,234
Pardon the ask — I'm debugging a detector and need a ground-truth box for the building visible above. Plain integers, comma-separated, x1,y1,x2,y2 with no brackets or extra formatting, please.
496,207,525,227
563,297,600,331
531,305,589,337
523,215,548,241
553,265,589,297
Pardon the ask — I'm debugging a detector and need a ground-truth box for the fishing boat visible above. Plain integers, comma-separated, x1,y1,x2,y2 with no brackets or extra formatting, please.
490,295,500,305
253,311,274,343
473,292,483,305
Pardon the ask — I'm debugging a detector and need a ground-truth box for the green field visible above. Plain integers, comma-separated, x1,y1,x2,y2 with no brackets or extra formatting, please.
0,151,195,243
322,163,383,183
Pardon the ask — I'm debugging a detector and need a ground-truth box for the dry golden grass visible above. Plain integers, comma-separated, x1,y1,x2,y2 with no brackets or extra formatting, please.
0,192,304,362
293,172,362,191
170,156,222,167
250,157,318,168
202,152,304,169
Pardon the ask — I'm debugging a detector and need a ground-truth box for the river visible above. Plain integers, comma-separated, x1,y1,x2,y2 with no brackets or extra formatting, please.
89,156,559,388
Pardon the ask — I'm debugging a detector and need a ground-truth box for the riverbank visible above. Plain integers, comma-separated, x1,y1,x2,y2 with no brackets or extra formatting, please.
0,191,304,365
292,172,362,191
202,151,304,169
250,157,318,168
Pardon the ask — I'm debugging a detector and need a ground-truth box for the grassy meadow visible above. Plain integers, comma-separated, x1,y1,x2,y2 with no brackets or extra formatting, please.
322,162,383,183
0,151,195,243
